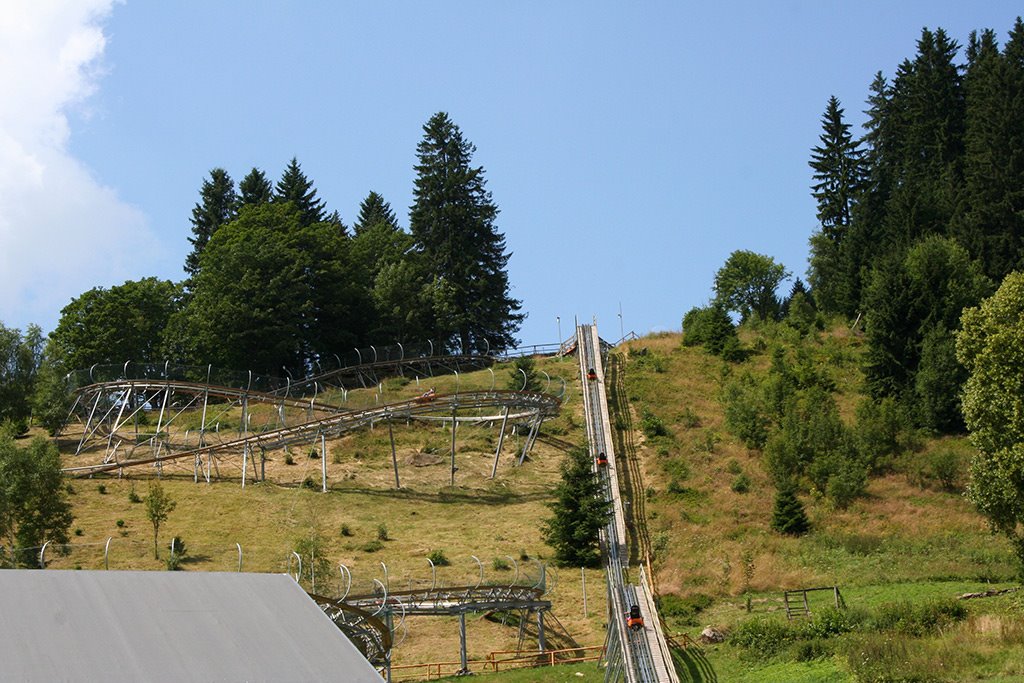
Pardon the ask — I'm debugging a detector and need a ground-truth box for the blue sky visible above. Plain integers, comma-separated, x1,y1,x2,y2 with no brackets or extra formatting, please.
2,1,1022,348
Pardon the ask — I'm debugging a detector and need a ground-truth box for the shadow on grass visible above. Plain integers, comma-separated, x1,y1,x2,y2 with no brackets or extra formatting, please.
672,646,717,683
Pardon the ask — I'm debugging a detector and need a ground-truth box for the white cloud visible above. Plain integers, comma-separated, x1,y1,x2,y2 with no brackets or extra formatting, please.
0,0,160,332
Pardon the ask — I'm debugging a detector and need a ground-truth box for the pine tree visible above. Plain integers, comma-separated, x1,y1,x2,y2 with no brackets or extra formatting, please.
274,157,326,226
239,168,273,206
410,112,523,353
185,168,237,279
353,191,400,235
807,97,864,314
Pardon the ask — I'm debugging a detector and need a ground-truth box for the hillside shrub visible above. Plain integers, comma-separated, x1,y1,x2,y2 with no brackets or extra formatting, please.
731,473,751,493
361,540,384,553
640,408,668,438
731,617,797,657
930,448,961,491
427,549,450,566
872,599,966,637
721,373,770,449
855,397,912,471
657,593,713,626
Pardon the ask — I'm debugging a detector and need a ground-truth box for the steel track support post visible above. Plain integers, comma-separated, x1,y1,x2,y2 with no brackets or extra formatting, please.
490,406,510,479
105,387,131,458
241,443,247,489
388,417,400,489
518,415,541,466
537,610,546,652
76,390,103,454
321,432,328,493
449,404,458,487
458,612,469,674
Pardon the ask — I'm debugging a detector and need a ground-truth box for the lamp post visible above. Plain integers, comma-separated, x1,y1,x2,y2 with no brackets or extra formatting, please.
556,316,561,345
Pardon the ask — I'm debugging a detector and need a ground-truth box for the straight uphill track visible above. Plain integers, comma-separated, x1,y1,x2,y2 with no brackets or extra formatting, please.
577,323,678,683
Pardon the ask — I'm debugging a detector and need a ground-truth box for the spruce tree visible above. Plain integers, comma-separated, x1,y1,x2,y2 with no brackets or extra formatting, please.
274,157,326,226
185,168,237,279
955,23,1024,281
807,97,864,314
239,167,273,206
353,191,400,235
771,485,810,536
410,112,523,353
541,446,610,567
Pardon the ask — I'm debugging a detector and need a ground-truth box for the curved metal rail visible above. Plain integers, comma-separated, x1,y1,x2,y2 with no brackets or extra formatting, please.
578,324,677,683
63,389,560,477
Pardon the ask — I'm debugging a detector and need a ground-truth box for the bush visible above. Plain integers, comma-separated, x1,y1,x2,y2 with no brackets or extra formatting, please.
681,406,701,429
128,489,142,504
657,593,713,626
361,540,384,553
492,557,511,571
721,374,770,450
640,408,668,438
731,473,751,493
427,549,450,566
340,523,353,537
284,452,295,465
115,519,125,528
97,484,107,495
731,617,797,657
872,599,967,637
930,449,961,491
301,476,317,490
376,523,389,541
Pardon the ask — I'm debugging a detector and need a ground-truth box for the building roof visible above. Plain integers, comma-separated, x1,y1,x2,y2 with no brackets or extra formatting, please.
0,570,381,682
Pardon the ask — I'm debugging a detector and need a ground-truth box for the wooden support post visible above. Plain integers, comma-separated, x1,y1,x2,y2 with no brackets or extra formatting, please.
537,610,546,652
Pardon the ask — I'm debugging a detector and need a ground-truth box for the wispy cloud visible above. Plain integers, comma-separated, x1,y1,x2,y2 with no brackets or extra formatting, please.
0,0,160,332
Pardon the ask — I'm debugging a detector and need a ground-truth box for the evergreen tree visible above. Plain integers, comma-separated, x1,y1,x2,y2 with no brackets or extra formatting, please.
185,168,237,279
955,22,1024,281
239,167,273,206
410,112,523,353
807,97,864,314
274,157,326,226
771,485,810,536
541,446,610,567
353,191,400,235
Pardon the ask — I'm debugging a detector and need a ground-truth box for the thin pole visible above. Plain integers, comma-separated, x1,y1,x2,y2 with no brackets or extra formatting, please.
490,406,510,478
389,419,400,489
582,567,588,617
459,613,468,674
450,405,458,487
321,432,328,493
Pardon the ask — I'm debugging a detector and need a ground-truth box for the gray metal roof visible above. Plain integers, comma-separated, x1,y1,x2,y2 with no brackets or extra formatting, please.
0,570,381,682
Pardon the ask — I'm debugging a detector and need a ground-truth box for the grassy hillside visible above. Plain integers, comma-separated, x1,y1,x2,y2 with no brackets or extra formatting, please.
616,324,1024,681
39,322,1024,680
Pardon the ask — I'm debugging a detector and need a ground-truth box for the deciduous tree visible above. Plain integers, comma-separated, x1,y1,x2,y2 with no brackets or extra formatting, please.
0,436,73,566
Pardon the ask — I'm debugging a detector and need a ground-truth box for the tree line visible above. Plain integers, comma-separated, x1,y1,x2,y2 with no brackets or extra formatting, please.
41,112,522,385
